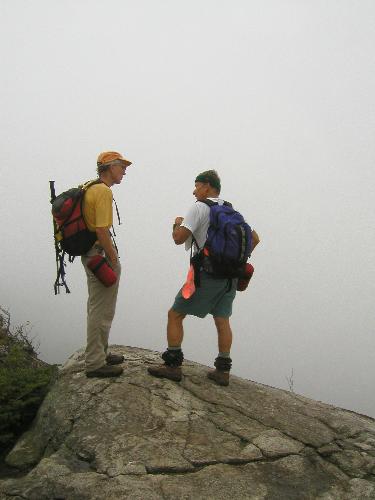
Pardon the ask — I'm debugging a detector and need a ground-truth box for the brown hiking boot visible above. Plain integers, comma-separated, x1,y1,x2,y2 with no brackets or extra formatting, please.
207,369,230,386
86,365,123,378
106,353,124,365
147,365,182,382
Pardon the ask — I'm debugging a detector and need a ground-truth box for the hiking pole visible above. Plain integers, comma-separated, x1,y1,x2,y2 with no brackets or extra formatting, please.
49,180,56,203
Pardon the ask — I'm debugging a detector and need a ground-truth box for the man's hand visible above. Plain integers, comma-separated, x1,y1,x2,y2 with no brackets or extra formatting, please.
107,250,119,267
174,216,184,226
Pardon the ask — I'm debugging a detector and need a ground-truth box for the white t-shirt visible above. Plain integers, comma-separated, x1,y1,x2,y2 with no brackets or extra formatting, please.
181,198,225,253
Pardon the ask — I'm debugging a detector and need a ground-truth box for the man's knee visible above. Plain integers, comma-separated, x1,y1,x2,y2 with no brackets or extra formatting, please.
168,308,186,323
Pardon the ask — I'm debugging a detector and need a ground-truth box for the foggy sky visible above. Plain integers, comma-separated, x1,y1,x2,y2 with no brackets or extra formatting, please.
1,0,374,417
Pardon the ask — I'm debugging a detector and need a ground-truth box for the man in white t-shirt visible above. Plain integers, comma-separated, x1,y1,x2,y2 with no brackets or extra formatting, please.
148,170,260,386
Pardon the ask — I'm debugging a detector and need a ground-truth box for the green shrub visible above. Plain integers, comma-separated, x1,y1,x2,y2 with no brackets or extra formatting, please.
0,308,57,450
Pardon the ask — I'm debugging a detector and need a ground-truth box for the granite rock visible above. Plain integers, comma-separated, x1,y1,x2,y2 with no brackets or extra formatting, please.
1,346,375,499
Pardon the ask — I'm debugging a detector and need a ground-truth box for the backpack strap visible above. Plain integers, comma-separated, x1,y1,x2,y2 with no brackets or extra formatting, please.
199,199,233,231
83,179,121,225
113,197,121,225
190,247,203,288
199,199,233,208
83,178,121,252
81,178,103,191
199,198,217,208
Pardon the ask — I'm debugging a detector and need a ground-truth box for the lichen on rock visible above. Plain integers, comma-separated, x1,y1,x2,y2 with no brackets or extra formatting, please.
1,346,375,499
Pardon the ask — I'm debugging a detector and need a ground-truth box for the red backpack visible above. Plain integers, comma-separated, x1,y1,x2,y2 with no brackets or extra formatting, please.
50,179,101,294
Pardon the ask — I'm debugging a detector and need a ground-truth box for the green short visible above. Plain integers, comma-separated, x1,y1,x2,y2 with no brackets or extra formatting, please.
172,271,237,318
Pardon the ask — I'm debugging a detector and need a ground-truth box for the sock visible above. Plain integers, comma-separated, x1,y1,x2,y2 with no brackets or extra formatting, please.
215,354,232,372
162,347,184,367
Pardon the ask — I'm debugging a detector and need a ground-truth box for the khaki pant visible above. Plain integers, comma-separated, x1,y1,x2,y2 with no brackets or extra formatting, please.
81,247,121,371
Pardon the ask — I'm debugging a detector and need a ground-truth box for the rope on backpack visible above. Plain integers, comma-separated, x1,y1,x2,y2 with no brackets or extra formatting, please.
54,251,71,294
50,180,72,294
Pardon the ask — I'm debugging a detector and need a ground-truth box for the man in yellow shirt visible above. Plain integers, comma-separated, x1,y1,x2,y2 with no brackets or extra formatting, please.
81,151,132,378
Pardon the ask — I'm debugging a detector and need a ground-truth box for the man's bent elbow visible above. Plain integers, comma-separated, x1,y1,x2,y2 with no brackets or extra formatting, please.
251,230,260,251
173,235,185,245
172,227,191,245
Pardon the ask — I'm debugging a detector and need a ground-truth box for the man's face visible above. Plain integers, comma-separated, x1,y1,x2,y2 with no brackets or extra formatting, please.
110,162,128,184
193,182,209,200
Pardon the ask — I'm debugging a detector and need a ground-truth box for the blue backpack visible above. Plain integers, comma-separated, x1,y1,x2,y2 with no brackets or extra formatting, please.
198,199,253,279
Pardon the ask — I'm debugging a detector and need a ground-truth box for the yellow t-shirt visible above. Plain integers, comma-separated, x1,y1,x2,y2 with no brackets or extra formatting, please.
82,182,113,232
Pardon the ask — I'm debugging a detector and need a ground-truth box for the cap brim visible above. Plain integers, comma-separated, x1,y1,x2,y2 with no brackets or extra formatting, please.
121,159,132,167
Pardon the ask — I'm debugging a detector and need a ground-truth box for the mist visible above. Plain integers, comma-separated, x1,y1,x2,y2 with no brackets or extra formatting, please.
1,0,374,417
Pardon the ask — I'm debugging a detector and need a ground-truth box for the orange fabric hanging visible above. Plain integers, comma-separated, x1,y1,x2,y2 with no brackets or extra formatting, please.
182,264,196,299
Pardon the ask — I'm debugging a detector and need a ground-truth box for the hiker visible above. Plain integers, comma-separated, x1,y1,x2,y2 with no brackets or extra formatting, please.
148,170,259,386
81,151,132,378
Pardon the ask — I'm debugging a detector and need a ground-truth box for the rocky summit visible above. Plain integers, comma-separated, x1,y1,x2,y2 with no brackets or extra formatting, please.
1,346,375,499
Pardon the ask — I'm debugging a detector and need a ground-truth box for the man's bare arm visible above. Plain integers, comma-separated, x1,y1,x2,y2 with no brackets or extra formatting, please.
251,229,260,253
172,217,192,245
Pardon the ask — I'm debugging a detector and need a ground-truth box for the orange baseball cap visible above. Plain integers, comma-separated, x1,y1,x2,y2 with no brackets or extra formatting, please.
97,151,132,167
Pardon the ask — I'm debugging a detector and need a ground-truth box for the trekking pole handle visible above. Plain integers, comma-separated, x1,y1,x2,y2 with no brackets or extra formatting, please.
49,180,56,202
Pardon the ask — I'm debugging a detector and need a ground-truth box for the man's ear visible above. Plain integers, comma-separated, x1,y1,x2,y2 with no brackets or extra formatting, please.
203,183,211,195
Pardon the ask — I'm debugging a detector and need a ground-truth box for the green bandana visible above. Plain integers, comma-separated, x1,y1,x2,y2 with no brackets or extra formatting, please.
195,173,221,192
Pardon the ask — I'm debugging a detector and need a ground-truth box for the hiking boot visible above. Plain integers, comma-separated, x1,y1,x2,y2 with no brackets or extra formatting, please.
86,365,123,378
147,365,182,382
106,353,124,365
207,369,230,386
